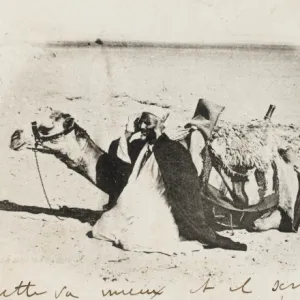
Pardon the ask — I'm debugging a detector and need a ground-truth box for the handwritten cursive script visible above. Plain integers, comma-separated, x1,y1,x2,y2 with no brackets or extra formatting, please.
190,277,300,299
190,278,215,293
0,281,47,298
101,287,165,298
0,281,78,299
3,277,300,299
272,280,300,292
55,286,79,299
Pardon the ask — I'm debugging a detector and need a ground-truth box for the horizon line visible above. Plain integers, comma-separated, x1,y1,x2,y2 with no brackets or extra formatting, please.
44,39,298,51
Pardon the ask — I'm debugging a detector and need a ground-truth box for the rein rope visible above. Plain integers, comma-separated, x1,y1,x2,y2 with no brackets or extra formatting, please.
31,120,79,222
30,120,94,221
33,149,64,221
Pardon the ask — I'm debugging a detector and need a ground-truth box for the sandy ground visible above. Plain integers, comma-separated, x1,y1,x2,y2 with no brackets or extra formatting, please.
1,43,300,300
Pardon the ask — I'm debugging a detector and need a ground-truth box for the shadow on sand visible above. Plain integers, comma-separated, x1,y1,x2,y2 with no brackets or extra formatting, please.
0,200,102,225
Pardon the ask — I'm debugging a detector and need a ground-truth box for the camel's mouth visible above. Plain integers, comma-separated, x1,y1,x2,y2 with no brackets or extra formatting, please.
10,128,40,151
10,129,28,151
10,129,54,153
12,141,27,151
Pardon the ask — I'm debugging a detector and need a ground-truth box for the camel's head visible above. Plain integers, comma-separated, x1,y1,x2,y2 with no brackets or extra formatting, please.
10,110,85,157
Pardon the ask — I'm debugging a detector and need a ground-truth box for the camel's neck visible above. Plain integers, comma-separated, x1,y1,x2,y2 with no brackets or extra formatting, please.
77,138,104,185
56,131,105,186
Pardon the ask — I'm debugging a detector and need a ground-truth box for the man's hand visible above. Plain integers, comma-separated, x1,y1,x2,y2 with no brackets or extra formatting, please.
125,113,141,139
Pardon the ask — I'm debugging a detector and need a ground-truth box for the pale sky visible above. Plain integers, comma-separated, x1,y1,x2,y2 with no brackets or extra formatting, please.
1,0,300,45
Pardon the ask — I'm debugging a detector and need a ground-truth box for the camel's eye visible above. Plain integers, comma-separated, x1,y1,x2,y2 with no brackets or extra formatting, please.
39,125,52,135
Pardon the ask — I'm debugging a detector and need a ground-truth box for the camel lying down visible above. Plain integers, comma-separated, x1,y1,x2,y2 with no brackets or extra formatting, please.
9,109,300,236
194,119,300,232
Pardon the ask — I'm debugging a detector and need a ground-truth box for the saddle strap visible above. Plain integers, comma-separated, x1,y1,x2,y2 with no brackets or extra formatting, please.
199,145,213,193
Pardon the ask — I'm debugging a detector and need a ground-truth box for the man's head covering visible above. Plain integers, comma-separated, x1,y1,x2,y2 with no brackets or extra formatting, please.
185,99,225,140
142,106,170,123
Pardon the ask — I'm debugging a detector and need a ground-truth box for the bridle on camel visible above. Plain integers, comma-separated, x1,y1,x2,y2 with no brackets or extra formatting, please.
30,120,77,221
31,120,76,145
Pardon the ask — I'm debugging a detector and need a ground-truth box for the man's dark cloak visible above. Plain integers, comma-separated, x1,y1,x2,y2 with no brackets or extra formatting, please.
95,133,247,251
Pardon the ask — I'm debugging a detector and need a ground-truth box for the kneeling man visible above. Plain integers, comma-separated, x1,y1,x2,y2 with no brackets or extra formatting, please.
93,109,247,254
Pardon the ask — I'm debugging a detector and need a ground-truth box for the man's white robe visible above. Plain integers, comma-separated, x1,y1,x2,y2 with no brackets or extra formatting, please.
93,134,203,255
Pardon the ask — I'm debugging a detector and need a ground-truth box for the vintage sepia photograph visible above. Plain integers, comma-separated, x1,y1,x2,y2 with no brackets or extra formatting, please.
1,1,300,299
